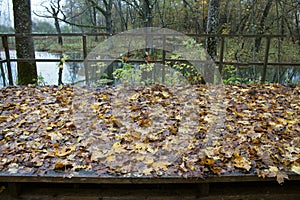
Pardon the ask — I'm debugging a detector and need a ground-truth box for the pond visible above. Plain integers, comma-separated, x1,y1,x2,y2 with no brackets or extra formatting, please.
0,51,83,87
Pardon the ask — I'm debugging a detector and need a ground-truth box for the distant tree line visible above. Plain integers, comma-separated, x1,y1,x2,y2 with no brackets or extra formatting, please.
32,0,299,38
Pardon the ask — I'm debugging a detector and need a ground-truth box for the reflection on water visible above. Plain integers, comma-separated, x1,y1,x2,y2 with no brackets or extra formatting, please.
0,51,83,87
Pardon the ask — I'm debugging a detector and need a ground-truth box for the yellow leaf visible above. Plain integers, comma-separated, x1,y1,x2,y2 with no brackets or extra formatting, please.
99,94,108,100
187,143,195,150
291,165,300,175
186,162,196,171
69,145,76,151
269,166,279,173
237,120,250,125
233,110,244,117
18,119,27,126
179,162,188,172
106,155,115,162
152,161,171,171
136,155,145,161
233,155,251,171
129,93,139,100
54,160,72,170
23,131,30,135
92,102,101,110
161,91,170,98
73,165,87,170
134,143,147,151
113,141,121,148
142,167,153,175
55,146,75,157
46,126,53,131
175,115,182,120
144,158,154,166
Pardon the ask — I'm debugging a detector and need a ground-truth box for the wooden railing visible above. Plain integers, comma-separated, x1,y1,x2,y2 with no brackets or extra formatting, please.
1,33,300,86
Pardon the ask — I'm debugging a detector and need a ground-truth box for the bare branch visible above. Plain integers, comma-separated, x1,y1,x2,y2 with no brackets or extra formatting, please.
33,11,106,29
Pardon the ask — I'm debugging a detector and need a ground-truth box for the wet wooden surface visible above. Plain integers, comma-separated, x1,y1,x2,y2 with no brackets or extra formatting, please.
1,181,300,200
1,172,300,184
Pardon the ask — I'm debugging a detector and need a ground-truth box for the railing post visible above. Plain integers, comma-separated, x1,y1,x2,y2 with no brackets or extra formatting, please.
0,60,6,86
219,36,225,75
261,37,271,84
2,35,13,85
162,35,166,84
82,35,89,86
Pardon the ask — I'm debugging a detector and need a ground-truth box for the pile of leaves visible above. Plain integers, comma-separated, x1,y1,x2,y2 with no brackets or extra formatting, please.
0,84,299,184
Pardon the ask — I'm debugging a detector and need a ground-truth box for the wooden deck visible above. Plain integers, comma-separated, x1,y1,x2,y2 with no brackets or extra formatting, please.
1,173,300,199
1,173,300,184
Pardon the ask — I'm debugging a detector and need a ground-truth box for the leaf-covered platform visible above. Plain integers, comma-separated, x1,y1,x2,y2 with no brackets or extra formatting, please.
0,84,299,184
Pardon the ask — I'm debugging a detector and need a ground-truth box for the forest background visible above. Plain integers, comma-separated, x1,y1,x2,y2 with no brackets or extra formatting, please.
0,0,300,85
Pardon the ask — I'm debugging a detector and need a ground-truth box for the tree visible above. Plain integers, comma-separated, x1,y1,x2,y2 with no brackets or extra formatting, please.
254,0,273,53
87,0,113,34
122,0,156,28
34,0,64,45
206,0,221,60
49,0,64,45
12,0,37,85
205,0,221,83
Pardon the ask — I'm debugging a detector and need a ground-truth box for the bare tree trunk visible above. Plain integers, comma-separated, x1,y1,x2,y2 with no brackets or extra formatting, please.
87,0,113,34
51,6,63,45
13,0,37,85
206,0,221,61
143,0,153,28
205,0,220,84
273,0,280,83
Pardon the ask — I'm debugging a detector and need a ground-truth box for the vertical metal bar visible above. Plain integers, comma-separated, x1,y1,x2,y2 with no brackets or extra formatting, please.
219,36,225,75
82,35,89,85
2,35,13,85
162,35,166,84
261,37,271,84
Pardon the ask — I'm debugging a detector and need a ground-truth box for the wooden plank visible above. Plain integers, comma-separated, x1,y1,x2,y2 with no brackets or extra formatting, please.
0,174,299,184
1,180,299,199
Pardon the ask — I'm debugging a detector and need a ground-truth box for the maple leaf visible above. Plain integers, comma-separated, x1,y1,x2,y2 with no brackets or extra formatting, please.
54,160,73,170
7,163,19,174
291,165,300,175
233,155,252,171
0,84,298,181
142,167,153,175
276,171,289,185
152,161,171,171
